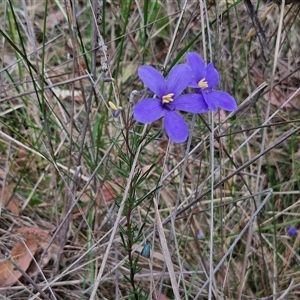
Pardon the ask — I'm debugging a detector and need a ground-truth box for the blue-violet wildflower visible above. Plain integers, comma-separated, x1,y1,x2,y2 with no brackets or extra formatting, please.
186,52,237,112
287,225,298,237
133,64,208,143
197,230,204,239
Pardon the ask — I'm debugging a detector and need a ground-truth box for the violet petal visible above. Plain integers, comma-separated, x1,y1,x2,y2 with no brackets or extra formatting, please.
206,90,237,111
186,52,206,83
164,110,188,143
202,92,218,111
138,66,166,98
174,93,209,113
166,64,192,98
133,98,164,123
287,226,298,237
205,62,219,89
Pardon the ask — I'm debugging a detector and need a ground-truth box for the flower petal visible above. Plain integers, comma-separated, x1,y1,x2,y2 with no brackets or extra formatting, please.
173,93,209,113
166,64,192,98
202,92,217,111
205,63,219,89
186,52,206,84
287,226,298,237
205,91,237,111
138,66,166,98
133,98,164,123
164,110,188,143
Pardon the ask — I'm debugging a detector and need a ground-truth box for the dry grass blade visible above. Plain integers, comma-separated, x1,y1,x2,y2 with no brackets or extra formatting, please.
153,197,180,299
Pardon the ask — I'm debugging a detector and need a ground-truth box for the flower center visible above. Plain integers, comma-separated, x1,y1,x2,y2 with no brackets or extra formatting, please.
198,78,208,89
162,93,174,104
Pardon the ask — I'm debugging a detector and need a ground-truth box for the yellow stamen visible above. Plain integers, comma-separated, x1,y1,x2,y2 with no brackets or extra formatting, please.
108,101,117,110
162,93,174,104
198,78,208,89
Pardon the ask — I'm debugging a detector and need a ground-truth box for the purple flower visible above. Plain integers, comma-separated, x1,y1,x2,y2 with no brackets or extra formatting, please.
133,64,208,143
186,52,237,112
197,230,204,239
287,226,298,237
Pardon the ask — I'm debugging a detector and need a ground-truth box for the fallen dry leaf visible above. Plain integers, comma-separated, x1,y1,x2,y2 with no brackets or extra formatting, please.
0,237,38,286
5,198,19,215
17,227,59,272
45,10,65,29
99,177,124,202
0,227,59,287
263,88,299,109
0,183,20,216
154,289,172,300
0,260,15,286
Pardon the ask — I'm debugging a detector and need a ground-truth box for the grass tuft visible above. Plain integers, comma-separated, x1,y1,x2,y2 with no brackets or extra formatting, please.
1,0,300,299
